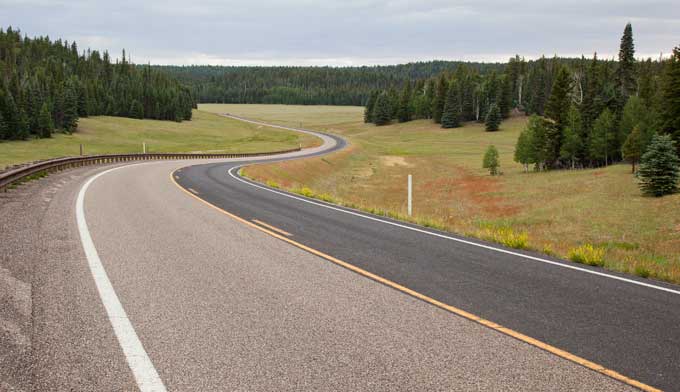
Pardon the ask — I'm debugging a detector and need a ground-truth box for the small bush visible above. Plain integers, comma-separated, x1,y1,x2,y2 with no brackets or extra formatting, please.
542,244,556,256
634,265,651,278
266,180,280,189
317,193,335,203
478,227,529,250
568,244,605,267
296,187,315,198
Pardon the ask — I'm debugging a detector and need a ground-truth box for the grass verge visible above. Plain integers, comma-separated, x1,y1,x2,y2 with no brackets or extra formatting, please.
0,109,321,170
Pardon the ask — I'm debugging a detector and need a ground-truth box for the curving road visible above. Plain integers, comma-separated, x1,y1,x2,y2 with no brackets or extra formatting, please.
2,115,677,391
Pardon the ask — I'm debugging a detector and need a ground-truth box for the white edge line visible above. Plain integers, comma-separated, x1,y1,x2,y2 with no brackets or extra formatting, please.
228,166,680,296
76,165,167,392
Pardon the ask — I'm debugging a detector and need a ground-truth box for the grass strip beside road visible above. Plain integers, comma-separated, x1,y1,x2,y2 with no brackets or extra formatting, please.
0,109,321,170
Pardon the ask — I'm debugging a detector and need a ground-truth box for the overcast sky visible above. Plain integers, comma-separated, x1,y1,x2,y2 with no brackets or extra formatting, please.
1,0,678,66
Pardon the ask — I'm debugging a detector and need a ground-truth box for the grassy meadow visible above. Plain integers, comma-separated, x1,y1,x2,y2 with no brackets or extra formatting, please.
0,109,321,170
207,104,680,284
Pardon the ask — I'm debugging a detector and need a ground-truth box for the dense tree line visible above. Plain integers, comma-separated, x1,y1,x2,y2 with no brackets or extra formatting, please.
515,24,679,174
156,62,505,106
0,27,194,141
363,23,679,184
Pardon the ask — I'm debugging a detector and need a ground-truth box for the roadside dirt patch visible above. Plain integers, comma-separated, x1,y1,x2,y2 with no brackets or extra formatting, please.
380,156,413,167
422,167,521,218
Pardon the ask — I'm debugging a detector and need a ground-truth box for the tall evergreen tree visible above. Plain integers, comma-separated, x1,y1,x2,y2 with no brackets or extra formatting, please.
545,67,572,130
372,93,392,126
62,78,79,133
589,108,615,165
441,82,461,128
560,106,583,169
432,75,448,123
498,75,513,118
616,23,637,99
622,126,642,173
485,103,501,131
397,82,413,123
37,102,54,138
364,91,378,123
661,46,680,153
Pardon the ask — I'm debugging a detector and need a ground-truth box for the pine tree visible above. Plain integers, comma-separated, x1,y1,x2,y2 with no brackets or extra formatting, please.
498,75,513,118
581,53,602,138
514,128,534,172
483,145,500,175
559,105,583,168
432,75,448,123
485,103,501,131
638,134,680,196
622,126,642,173
617,23,637,99
397,82,412,123
560,125,582,169
372,93,392,126
62,79,79,133
661,46,680,153
441,82,461,129
37,102,54,138
1,89,21,140
423,79,435,119
589,108,615,165
545,67,572,130
130,100,144,119
78,84,89,117
364,91,378,123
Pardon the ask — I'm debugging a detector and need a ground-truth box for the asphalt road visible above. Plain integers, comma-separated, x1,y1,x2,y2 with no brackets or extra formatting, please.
0,115,674,391
174,117,680,391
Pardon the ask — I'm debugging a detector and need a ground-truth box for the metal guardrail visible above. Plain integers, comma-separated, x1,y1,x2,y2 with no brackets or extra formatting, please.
0,148,301,191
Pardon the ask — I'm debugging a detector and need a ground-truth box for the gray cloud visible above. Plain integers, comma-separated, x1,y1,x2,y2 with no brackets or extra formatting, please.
1,0,678,65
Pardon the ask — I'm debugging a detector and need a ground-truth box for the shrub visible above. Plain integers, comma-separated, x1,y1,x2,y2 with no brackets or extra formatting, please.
483,145,500,176
478,227,529,249
296,187,315,197
634,265,651,278
638,133,680,196
266,180,280,189
568,244,605,266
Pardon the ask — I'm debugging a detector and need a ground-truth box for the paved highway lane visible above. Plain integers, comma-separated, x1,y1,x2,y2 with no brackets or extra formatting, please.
57,117,639,391
172,117,680,391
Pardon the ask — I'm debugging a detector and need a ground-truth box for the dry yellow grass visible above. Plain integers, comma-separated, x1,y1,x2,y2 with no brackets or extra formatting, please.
209,104,680,284
0,109,321,169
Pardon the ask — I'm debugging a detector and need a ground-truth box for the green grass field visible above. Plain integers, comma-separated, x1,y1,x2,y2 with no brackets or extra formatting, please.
0,109,320,170
208,104,680,284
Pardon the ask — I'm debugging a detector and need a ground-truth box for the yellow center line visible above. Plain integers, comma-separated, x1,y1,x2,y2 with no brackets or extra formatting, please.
252,219,293,236
169,169,660,392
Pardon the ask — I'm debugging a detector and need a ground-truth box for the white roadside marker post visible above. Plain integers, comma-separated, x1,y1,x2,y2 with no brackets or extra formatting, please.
143,142,146,154
408,174,413,217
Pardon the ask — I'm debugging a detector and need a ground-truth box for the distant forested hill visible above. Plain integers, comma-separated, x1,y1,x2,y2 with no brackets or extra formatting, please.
155,61,507,105
0,27,194,141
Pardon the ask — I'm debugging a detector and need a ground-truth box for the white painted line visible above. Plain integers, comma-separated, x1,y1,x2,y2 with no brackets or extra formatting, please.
228,166,680,296
76,166,167,392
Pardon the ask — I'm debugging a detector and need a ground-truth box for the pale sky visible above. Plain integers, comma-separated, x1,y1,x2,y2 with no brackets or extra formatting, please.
1,0,678,66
